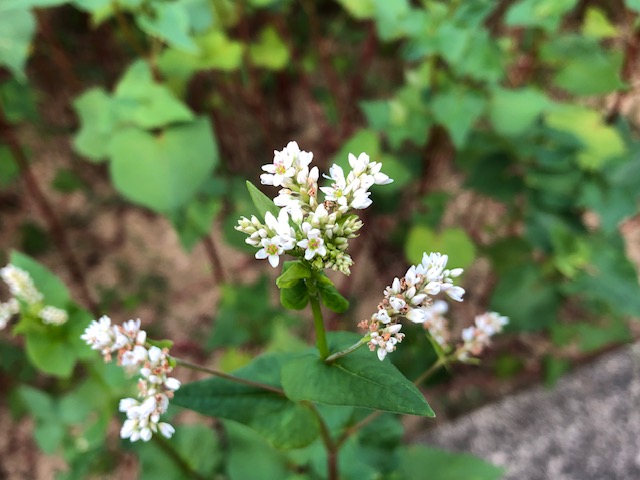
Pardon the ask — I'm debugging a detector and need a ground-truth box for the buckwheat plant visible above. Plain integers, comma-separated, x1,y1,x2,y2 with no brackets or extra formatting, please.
76,142,508,479
0,264,68,329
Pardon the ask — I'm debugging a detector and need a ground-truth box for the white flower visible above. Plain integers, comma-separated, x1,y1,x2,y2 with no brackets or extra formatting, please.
349,188,372,210
442,285,465,302
38,306,68,326
158,422,175,439
261,151,295,187
348,153,369,176
265,210,296,250
475,312,509,336
374,309,391,324
320,165,349,207
406,307,428,323
0,298,19,330
0,264,43,305
81,315,116,353
255,237,285,268
388,297,406,313
297,223,326,260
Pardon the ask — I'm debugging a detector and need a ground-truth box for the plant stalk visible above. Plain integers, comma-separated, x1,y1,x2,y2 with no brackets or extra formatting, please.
306,403,339,480
324,336,369,363
309,291,330,359
153,434,207,480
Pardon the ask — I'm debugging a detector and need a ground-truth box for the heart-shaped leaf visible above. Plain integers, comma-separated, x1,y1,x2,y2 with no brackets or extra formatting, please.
108,117,217,212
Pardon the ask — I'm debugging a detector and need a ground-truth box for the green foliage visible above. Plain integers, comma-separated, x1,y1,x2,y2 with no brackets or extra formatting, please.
135,425,221,479
0,5,36,81
173,352,320,449
397,445,504,480
3,0,640,477
109,118,217,212
405,226,476,270
282,333,435,417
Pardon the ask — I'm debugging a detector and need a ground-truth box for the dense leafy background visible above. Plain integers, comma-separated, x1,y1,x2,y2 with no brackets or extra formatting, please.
1,0,639,478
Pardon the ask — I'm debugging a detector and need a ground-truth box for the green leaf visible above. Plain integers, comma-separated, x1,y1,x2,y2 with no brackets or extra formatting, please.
114,61,194,129
313,272,349,313
282,333,435,417
10,251,70,307
16,385,56,419
0,146,19,187
627,0,640,13
360,100,390,130
331,129,380,171
543,355,571,387
224,422,294,480
582,7,617,38
72,88,115,162
280,280,309,311
0,78,38,123
405,226,476,270
25,331,77,377
246,180,280,219
207,277,280,350
488,88,550,136
0,0,68,11
336,0,375,19
431,88,486,148
196,30,244,71
136,425,221,480
505,0,578,32
490,264,561,331
0,7,35,81
397,445,503,480
566,233,640,317
249,26,290,70
173,353,320,449
553,51,624,96
545,105,626,170
276,261,312,289
52,168,85,193
169,195,222,251
108,118,217,212
136,2,198,53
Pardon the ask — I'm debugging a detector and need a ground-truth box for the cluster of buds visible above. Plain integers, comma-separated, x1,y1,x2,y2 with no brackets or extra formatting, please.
359,253,508,362
236,141,392,275
359,253,465,361
81,316,179,442
455,312,509,361
0,264,68,329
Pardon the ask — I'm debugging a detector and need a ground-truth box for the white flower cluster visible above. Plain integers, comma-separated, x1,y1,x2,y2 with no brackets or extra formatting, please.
0,264,68,329
456,312,509,361
236,141,392,274
361,254,508,361
81,316,179,442
359,253,465,361
416,301,508,362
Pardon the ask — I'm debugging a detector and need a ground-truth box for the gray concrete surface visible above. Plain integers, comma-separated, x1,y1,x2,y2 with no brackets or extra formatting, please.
417,344,640,480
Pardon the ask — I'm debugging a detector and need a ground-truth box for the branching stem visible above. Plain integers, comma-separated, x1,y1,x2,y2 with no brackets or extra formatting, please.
324,336,369,363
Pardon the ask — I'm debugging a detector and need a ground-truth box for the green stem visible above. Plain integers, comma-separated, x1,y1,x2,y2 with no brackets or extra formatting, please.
324,336,369,363
172,357,285,395
309,291,330,359
306,403,339,480
413,357,446,386
153,434,207,480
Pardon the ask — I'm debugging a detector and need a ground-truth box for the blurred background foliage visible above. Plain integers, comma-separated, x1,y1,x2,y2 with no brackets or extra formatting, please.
1,0,640,477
